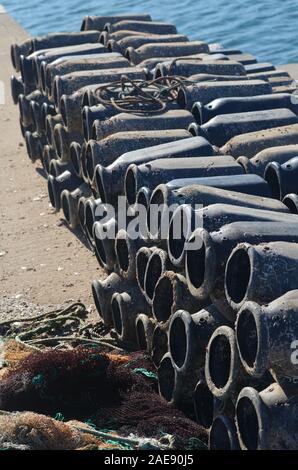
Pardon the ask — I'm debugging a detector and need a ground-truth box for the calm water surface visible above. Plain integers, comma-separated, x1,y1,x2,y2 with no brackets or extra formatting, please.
2,0,298,65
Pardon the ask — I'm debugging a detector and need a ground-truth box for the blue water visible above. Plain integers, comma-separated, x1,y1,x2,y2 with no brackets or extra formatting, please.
3,0,298,65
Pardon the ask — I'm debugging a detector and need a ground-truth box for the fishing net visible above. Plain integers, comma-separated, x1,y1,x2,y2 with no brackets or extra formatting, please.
0,347,154,418
0,411,122,450
0,347,207,448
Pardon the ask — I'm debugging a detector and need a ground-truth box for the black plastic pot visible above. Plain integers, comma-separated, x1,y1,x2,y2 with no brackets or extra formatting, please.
105,20,177,35
93,109,194,141
185,221,298,320
48,159,73,177
19,90,42,127
125,155,244,205
157,352,177,403
30,100,46,136
42,145,57,175
60,183,92,229
152,271,207,325
158,352,201,405
168,306,225,392
91,273,135,326
205,325,267,402
95,136,213,204
45,113,63,150
168,202,298,269
136,246,156,295
177,80,272,110
90,128,192,189
126,41,209,64
225,241,298,311
143,248,170,304
93,218,118,271
53,66,145,108
25,131,45,162
151,323,169,368
69,141,83,178
221,123,298,158
113,33,188,53
147,183,289,241
264,156,298,200
111,290,149,345
53,123,83,161
135,314,156,353
191,108,298,147
161,174,272,198
194,379,229,429
245,62,275,73
83,197,103,245
47,170,82,211
192,93,298,125
236,382,298,450
115,229,148,280
11,38,33,71
236,290,298,395
154,59,246,78
82,104,118,140
283,193,298,213
209,415,240,450
81,14,152,31
10,75,24,105
237,144,298,176
44,53,129,95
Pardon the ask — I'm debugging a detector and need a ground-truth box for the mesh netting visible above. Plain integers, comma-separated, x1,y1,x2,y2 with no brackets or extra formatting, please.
0,347,207,448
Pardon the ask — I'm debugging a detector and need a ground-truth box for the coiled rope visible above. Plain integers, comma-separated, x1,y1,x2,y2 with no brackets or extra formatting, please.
94,75,194,114
0,302,124,351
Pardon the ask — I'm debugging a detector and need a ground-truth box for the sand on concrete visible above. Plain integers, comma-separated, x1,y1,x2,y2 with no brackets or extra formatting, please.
0,8,105,320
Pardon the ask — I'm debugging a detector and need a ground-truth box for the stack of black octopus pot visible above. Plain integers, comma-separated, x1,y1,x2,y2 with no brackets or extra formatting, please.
10,11,298,450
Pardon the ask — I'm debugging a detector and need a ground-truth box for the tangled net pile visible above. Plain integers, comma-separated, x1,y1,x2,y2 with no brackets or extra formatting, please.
0,335,207,450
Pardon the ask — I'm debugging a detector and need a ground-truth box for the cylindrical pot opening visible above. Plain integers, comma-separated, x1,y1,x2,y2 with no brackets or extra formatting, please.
208,334,232,390
115,237,130,273
185,234,206,291
144,252,165,301
264,164,281,200
169,315,187,368
151,325,168,367
136,248,151,292
125,166,138,206
136,317,148,350
209,416,238,450
236,395,260,450
111,296,123,336
147,187,166,238
168,205,192,266
236,308,259,371
153,275,173,323
70,142,81,177
61,191,71,225
158,355,175,402
225,247,251,305
194,381,214,428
